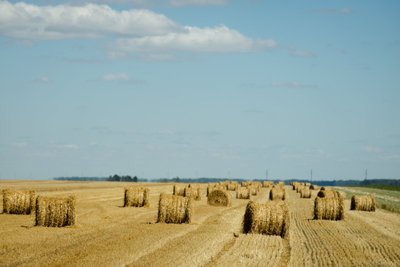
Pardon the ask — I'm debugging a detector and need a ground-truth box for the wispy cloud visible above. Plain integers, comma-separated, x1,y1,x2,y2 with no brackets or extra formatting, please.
32,76,50,84
288,47,316,58
362,145,383,154
170,0,227,7
102,73,130,82
55,144,80,150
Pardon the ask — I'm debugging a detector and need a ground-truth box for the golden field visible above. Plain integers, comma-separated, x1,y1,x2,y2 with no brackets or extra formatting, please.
1,180,399,267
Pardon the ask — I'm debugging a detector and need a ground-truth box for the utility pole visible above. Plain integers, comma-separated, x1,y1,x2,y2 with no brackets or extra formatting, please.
365,169,368,180
310,169,313,182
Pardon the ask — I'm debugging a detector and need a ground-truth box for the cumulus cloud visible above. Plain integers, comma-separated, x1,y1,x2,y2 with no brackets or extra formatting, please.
170,0,227,7
102,73,130,81
111,26,277,57
0,1,278,58
0,1,179,40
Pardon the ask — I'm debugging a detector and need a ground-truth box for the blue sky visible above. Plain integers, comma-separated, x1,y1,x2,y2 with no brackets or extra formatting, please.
0,0,399,180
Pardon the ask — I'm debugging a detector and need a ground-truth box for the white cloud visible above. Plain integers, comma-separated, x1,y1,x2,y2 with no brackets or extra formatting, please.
111,25,277,57
0,1,180,40
170,0,227,7
0,1,278,58
32,76,50,83
55,144,80,150
102,73,130,81
362,145,383,154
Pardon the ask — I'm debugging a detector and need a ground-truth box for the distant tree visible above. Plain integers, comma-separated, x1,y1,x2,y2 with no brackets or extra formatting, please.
133,176,138,182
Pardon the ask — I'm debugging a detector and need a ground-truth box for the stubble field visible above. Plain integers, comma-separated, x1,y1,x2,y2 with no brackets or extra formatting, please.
1,180,399,267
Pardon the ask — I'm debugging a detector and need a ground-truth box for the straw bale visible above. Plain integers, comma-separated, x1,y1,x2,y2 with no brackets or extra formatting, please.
300,187,311,198
173,185,185,196
2,189,35,215
350,194,376,211
124,187,150,207
236,187,251,199
184,187,201,201
157,193,192,224
35,195,76,227
242,201,289,239
207,189,232,207
269,187,286,201
314,190,344,220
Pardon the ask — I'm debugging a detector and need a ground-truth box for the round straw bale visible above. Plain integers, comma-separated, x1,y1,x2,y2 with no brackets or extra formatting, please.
207,184,225,197
2,189,35,215
243,201,290,239
236,187,251,199
314,193,344,220
207,189,232,207
173,185,185,196
350,194,376,211
124,187,150,207
35,195,76,227
247,185,258,196
300,187,311,198
184,187,201,201
269,187,286,201
157,193,192,224
226,182,238,191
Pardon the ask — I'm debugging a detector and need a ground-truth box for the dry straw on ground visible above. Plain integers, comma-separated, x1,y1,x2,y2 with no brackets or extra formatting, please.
269,186,286,201
35,195,76,227
236,187,251,199
157,193,192,224
184,187,201,201
2,189,35,215
300,187,311,198
173,185,185,196
351,194,376,211
314,189,344,220
124,187,150,207
207,189,232,207
242,200,290,239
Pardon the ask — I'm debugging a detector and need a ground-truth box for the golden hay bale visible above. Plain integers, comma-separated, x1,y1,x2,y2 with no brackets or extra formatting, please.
207,189,232,207
351,194,376,211
269,187,286,201
314,191,344,220
184,187,201,201
296,185,304,193
247,185,259,196
2,189,35,215
226,182,238,191
292,182,299,190
35,196,76,227
242,201,290,239
124,187,150,207
300,187,311,198
173,185,185,196
236,187,251,199
262,181,273,188
157,193,192,224
207,184,225,197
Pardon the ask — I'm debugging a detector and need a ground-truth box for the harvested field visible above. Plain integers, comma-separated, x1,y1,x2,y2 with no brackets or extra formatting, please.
0,180,399,267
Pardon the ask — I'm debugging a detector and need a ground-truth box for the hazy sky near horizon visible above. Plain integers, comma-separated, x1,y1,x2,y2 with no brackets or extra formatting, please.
1,0,399,180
